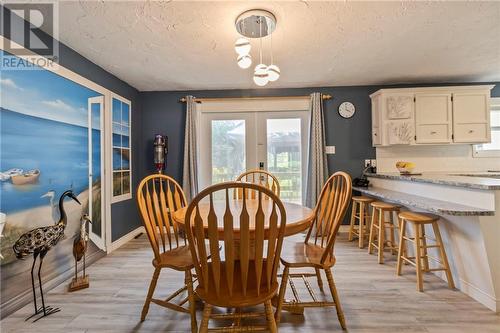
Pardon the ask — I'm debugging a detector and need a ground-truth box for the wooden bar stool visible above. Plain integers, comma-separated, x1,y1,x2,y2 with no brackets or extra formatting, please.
368,201,400,264
396,211,455,292
348,196,375,248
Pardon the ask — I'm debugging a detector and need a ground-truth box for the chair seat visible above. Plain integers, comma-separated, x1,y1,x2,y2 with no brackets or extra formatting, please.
196,260,279,308
371,201,400,211
352,195,375,203
398,211,439,223
280,240,335,268
153,245,195,270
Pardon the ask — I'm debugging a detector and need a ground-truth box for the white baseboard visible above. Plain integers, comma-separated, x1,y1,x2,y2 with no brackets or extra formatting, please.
458,278,498,312
108,226,145,253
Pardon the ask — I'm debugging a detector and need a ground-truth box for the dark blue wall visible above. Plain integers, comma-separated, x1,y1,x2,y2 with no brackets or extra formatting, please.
139,87,379,184
139,83,499,185
1,6,142,241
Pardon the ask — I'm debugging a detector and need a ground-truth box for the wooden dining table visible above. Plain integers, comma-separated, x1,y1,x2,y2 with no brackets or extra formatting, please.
172,199,315,238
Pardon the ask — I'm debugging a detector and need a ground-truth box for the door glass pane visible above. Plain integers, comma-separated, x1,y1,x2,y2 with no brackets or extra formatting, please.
90,102,102,237
211,120,246,184
267,118,302,204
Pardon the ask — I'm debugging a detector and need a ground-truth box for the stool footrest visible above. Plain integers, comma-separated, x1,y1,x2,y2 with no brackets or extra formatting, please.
401,256,417,267
427,268,447,272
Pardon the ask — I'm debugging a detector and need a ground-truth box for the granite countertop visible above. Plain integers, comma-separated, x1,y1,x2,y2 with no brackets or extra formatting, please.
353,186,494,216
364,172,500,190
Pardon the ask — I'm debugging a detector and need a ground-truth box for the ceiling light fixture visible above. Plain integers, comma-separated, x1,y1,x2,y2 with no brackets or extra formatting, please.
234,9,279,87
237,54,252,69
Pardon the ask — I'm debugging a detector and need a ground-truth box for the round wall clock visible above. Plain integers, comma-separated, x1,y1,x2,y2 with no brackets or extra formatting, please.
338,101,355,119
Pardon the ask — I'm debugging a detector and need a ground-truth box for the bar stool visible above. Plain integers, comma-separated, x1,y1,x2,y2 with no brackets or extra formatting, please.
396,211,455,292
348,196,375,248
368,201,400,264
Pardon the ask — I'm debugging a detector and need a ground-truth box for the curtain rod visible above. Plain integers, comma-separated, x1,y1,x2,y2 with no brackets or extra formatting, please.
179,94,332,103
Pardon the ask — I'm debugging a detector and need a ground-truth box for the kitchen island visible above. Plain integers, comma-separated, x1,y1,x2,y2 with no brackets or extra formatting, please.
357,172,500,312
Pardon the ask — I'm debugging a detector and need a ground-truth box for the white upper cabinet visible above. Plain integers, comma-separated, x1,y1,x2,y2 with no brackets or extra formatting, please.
415,93,452,144
370,85,494,147
452,91,490,143
371,95,382,145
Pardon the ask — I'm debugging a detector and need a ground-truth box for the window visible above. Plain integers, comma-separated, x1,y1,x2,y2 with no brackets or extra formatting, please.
474,97,500,157
112,97,132,200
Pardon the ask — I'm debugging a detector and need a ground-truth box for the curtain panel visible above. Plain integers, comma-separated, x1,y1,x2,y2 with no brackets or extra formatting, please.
305,92,329,208
182,95,199,201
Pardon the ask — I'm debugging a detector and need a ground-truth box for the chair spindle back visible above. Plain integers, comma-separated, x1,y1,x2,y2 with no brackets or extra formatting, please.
235,170,280,199
137,174,187,262
185,182,287,298
305,171,352,264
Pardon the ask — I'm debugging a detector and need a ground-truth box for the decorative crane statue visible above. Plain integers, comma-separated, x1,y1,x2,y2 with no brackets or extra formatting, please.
69,214,91,292
13,190,81,322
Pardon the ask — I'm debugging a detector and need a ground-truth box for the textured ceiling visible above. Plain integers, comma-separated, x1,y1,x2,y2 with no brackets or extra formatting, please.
55,1,500,91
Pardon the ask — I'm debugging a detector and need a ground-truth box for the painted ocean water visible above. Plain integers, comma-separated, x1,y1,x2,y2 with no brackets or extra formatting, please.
0,108,101,214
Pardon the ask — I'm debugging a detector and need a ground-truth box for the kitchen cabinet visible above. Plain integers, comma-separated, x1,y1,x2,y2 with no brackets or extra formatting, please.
415,93,452,144
371,95,382,145
370,85,494,147
452,92,490,143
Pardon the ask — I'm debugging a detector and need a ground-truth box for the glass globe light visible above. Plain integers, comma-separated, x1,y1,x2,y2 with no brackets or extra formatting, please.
234,38,251,55
267,64,280,82
237,54,252,69
253,63,269,86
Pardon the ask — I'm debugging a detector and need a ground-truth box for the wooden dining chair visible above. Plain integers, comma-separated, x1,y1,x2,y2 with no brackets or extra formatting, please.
185,181,287,333
275,171,352,329
137,174,197,333
235,170,280,198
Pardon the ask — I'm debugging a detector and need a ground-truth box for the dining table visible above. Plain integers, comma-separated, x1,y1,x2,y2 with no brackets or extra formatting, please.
173,198,316,315
172,199,315,239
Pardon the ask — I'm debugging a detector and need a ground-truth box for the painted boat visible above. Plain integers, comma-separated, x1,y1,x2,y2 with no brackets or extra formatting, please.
11,169,40,185
0,168,23,181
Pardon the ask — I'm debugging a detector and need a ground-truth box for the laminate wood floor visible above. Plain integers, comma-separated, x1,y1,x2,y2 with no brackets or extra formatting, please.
2,232,499,333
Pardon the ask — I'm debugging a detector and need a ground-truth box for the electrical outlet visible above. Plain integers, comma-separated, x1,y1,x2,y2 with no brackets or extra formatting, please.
370,159,377,168
364,159,371,168
325,146,335,154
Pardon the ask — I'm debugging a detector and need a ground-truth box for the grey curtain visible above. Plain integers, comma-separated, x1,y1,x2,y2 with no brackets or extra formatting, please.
305,92,329,208
182,96,199,201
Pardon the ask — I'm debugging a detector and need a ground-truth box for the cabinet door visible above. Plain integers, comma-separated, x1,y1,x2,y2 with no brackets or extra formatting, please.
385,93,414,120
452,92,490,143
415,93,452,143
371,95,382,146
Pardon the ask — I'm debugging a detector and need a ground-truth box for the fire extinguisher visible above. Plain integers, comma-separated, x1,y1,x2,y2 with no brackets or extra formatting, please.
153,134,168,174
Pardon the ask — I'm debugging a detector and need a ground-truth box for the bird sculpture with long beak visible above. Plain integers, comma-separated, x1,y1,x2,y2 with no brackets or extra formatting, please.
13,190,81,322
69,214,91,292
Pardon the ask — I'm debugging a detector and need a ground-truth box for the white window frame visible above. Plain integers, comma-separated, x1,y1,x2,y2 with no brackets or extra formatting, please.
197,97,310,201
473,97,500,158
110,94,132,203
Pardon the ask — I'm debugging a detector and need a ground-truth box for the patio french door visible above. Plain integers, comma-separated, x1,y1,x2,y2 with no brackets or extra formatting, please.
199,109,309,203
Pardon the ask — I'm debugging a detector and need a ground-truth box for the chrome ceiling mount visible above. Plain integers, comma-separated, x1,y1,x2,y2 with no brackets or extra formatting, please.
235,9,277,39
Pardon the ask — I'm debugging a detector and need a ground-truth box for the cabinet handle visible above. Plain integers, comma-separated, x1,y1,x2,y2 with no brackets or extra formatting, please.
374,133,377,136
430,131,437,134
468,129,474,133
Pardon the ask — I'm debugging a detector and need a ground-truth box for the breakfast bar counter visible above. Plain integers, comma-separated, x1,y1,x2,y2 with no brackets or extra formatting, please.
365,171,500,190
353,186,494,216
359,172,500,313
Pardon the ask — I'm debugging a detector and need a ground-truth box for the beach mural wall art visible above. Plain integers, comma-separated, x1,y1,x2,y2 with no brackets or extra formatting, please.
0,49,103,301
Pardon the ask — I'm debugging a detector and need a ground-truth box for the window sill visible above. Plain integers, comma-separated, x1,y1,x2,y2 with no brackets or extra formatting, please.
111,193,132,203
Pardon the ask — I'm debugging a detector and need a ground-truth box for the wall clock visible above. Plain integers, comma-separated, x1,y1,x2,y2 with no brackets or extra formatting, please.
338,101,355,119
